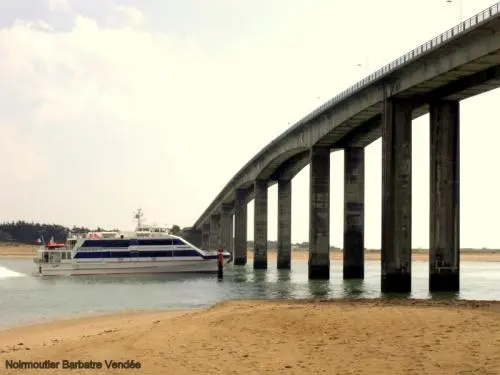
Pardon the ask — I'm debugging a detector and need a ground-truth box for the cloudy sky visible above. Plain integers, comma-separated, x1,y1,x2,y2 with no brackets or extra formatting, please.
2,0,500,248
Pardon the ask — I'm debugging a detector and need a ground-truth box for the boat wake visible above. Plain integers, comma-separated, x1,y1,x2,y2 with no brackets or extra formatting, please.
0,265,25,279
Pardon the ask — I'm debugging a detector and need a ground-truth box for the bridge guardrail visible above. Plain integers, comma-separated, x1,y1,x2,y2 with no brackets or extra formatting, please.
300,3,500,130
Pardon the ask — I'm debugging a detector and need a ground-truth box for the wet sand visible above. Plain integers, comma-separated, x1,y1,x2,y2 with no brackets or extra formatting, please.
0,299,499,374
2,245,500,262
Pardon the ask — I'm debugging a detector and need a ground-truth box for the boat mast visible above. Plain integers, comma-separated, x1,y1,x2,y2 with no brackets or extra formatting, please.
134,208,144,229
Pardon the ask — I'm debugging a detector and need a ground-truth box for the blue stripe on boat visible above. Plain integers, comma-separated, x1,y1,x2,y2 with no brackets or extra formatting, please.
74,250,202,259
80,239,186,248
72,250,230,259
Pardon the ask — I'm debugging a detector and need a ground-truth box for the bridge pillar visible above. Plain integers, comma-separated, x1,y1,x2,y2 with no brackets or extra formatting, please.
277,179,292,269
343,147,365,279
309,146,330,280
209,214,220,250
201,222,210,251
220,204,233,256
253,179,268,269
429,100,460,292
182,228,202,248
381,98,412,293
234,188,247,265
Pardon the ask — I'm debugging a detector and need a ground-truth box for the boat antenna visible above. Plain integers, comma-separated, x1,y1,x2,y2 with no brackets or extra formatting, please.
134,208,144,229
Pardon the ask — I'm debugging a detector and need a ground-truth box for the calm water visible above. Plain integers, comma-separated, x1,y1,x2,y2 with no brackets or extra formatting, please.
0,257,499,329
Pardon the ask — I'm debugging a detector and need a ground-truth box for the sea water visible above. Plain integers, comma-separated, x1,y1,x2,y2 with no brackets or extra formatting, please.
0,257,498,328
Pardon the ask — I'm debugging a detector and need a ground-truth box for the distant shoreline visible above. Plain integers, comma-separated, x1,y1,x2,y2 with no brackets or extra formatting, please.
1,244,499,262
248,250,500,262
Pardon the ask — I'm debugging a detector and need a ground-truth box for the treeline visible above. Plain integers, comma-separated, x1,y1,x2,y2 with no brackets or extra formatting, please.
0,221,120,244
1,221,328,248
0,221,181,245
0,221,71,244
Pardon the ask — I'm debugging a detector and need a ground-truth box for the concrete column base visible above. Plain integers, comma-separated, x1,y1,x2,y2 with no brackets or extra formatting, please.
277,258,291,269
429,272,459,292
308,263,330,279
234,258,246,266
253,260,268,269
381,273,411,293
343,265,364,279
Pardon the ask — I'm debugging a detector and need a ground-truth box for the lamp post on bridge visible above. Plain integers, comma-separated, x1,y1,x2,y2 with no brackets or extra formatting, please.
356,56,370,76
447,0,463,22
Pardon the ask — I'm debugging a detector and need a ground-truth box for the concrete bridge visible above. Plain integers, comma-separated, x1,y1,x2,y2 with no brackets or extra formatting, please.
184,3,500,293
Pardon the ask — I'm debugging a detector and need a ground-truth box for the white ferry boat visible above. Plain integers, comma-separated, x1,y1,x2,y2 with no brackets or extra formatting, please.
33,218,230,276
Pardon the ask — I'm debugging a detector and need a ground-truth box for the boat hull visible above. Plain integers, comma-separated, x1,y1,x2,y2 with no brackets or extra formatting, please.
34,258,227,276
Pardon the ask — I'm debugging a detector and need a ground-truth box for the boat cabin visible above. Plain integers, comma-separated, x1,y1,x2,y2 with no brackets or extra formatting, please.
35,240,72,264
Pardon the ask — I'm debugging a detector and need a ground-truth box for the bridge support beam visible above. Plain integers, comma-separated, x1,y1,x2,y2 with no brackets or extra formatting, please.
220,204,233,256
201,222,210,251
209,214,220,250
253,180,268,269
381,98,412,293
343,147,365,279
234,188,247,265
309,146,330,279
277,179,292,269
429,100,460,292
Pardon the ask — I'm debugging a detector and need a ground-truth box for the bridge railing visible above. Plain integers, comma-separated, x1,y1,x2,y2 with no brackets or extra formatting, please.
285,2,500,138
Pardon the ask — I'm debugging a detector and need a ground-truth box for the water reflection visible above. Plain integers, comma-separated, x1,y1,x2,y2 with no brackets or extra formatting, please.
308,280,331,298
429,291,460,300
381,292,412,299
230,266,248,283
341,279,366,298
46,273,216,285
275,269,291,282
271,270,292,298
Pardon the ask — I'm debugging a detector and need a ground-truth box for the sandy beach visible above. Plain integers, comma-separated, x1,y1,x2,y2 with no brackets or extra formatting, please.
0,299,499,374
2,244,500,262
0,245,36,258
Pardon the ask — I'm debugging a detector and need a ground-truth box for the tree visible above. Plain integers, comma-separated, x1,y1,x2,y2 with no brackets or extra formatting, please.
169,225,182,235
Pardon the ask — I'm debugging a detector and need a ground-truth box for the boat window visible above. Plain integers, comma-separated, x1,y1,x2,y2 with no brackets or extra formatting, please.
138,239,173,246
172,239,184,246
61,252,66,260
81,239,131,248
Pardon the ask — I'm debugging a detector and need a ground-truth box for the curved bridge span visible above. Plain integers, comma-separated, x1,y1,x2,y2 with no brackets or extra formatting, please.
185,3,500,293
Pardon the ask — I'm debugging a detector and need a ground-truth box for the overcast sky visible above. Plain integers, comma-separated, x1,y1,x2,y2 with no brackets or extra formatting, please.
2,0,500,248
